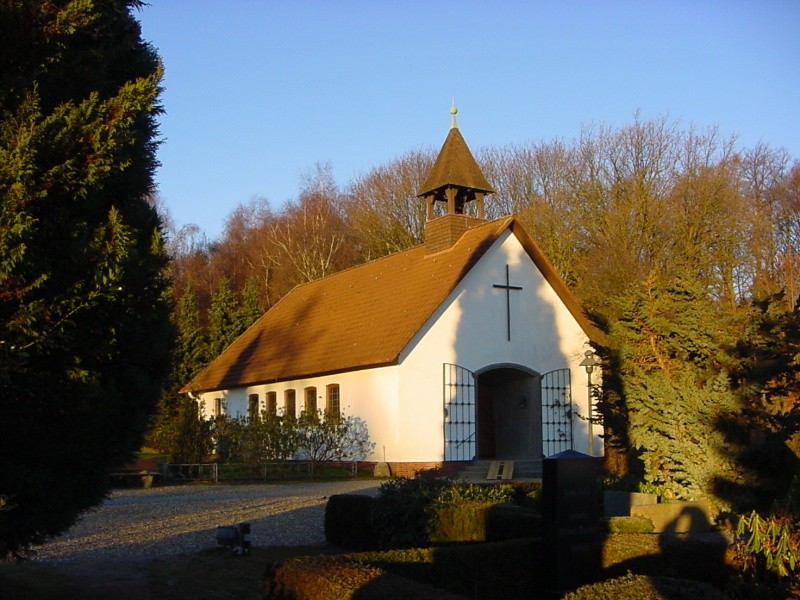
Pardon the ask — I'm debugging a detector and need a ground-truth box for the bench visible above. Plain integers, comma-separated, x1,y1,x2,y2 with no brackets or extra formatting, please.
110,470,161,489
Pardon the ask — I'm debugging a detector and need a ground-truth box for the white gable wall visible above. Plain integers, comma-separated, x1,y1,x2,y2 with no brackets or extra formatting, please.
395,230,599,461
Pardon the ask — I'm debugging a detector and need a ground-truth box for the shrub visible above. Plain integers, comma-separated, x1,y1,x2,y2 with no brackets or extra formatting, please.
564,573,729,600
324,494,378,550
369,473,523,548
430,501,495,543
370,472,451,548
351,539,540,599
509,480,543,510
295,410,375,475
264,539,539,600
212,413,299,465
736,511,800,581
167,396,213,463
263,554,466,600
485,503,541,541
607,515,655,534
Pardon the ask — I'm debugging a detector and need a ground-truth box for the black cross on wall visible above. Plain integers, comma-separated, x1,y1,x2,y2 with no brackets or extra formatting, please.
493,264,523,341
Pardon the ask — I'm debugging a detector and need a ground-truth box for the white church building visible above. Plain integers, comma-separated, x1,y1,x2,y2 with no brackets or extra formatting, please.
183,112,604,478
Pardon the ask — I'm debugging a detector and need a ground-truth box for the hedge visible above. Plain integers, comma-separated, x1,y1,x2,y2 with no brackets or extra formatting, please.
324,494,539,549
563,573,728,600
264,539,540,600
324,494,378,550
263,554,467,600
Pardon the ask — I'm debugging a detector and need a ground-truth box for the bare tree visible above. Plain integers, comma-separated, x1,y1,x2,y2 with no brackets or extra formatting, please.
270,163,352,284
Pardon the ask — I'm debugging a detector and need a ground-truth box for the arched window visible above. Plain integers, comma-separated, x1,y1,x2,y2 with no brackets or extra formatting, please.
304,386,317,417
248,394,259,420
266,391,277,416
284,390,296,419
326,384,340,421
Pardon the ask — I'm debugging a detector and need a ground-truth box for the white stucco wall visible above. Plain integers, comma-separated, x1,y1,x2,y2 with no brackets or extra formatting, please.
395,230,600,459
195,366,401,462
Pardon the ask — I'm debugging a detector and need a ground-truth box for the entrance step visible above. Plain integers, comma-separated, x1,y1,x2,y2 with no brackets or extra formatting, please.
487,461,514,480
456,459,542,481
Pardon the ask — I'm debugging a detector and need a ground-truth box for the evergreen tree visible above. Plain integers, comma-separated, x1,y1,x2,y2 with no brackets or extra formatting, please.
237,275,264,333
207,276,240,357
146,284,206,452
604,274,741,502
719,293,800,510
0,1,173,557
173,283,208,387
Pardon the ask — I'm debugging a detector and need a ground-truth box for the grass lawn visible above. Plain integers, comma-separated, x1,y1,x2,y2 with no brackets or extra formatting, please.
0,546,334,600
2,532,789,599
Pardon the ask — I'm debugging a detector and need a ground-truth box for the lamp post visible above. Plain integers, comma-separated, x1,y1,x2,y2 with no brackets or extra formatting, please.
579,350,601,456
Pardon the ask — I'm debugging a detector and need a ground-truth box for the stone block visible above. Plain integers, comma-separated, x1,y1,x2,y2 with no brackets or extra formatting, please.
603,490,658,517
373,462,391,478
631,501,715,533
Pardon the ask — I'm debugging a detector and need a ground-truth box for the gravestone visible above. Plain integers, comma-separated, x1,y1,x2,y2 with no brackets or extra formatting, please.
542,449,602,594
603,490,658,518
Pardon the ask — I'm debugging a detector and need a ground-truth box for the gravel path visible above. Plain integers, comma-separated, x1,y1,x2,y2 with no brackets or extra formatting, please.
34,480,380,566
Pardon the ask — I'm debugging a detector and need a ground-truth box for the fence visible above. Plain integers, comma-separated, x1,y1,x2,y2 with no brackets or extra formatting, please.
162,461,360,483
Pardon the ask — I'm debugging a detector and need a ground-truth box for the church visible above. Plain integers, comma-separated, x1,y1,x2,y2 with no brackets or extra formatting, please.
183,109,603,478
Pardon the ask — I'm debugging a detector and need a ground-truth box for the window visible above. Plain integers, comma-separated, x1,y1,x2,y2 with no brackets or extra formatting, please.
215,397,223,417
248,394,259,420
326,384,340,421
266,391,277,416
284,390,296,419
304,387,317,417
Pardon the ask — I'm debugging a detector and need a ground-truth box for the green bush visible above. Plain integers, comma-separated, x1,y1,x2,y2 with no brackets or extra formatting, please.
369,473,520,548
263,554,467,599
425,538,541,598
324,494,378,550
607,515,655,534
432,501,540,543
485,503,541,541
509,480,543,510
369,472,451,548
264,539,539,600
430,501,494,543
564,572,728,600
737,510,800,580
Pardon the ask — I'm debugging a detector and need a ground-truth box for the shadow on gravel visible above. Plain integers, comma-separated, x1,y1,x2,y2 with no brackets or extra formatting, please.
8,494,370,599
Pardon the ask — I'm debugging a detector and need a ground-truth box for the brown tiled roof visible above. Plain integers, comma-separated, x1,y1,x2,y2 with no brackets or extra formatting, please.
182,217,602,393
417,127,494,197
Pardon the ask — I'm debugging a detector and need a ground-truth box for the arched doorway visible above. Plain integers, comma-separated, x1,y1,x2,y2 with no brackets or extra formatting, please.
475,365,541,460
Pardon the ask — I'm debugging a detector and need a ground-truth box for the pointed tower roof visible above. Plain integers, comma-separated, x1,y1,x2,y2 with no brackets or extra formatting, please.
417,109,494,197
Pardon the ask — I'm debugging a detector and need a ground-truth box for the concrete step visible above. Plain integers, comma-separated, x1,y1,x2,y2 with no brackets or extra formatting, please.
456,459,542,481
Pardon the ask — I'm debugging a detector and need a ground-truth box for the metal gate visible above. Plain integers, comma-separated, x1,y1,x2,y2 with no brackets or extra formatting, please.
443,363,476,461
541,368,574,456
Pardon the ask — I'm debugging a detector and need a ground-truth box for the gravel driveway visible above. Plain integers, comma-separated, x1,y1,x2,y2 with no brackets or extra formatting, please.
33,480,380,566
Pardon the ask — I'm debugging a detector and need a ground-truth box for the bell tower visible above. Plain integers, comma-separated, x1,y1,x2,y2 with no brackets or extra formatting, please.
418,104,494,253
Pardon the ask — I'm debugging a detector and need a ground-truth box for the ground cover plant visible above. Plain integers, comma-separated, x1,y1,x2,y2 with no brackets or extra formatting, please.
366,472,538,548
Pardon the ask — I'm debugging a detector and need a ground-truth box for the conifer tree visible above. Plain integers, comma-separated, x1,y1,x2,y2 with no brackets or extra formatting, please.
0,1,172,557
146,284,206,452
605,274,741,501
173,284,209,387
237,275,264,333
207,276,240,357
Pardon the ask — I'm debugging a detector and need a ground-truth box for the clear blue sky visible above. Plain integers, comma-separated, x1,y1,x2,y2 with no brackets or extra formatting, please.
137,1,800,241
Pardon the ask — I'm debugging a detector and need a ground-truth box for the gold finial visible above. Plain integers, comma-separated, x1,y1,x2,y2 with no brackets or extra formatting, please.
450,99,458,129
